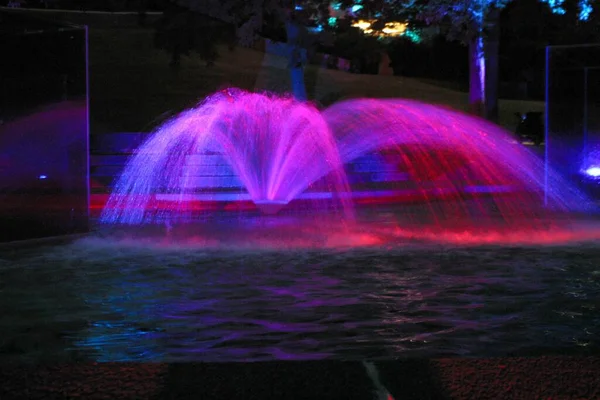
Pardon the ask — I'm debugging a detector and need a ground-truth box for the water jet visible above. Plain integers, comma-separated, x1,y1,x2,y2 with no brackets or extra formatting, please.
100,89,593,239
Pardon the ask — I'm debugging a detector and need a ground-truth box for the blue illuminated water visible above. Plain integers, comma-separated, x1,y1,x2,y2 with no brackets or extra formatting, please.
0,233,599,362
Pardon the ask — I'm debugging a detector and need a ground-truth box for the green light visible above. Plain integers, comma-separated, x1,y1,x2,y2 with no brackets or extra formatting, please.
403,28,421,43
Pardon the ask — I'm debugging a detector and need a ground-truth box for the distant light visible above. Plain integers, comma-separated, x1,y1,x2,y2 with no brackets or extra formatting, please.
352,19,408,38
352,19,372,30
382,22,408,36
542,0,593,19
38,174,48,180
585,167,600,177
295,5,303,10
403,29,421,43
541,0,566,15
579,0,593,20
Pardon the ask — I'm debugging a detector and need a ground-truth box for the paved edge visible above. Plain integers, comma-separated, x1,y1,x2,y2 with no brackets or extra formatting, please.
0,357,598,400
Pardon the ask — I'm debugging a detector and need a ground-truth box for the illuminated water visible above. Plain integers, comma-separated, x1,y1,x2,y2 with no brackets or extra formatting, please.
1,233,599,362
100,89,353,224
100,89,591,230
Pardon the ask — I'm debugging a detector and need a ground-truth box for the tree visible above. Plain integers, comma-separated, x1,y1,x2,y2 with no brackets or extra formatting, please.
332,25,385,73
154,1,236,68
405,0,511,122
285,9,310,100
169,0,332,100
368,0,597,122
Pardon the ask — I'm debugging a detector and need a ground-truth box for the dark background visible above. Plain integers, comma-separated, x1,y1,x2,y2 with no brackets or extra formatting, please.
0,11,89,242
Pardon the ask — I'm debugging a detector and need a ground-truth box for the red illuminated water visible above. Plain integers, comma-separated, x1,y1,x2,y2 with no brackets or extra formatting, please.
99,89,595,243
95,211,600,249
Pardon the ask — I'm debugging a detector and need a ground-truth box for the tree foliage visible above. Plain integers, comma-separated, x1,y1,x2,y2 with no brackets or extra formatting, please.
347,0,597,43
382,0,512,42
177,0,282,46
154,1,236,67
155,0,340,68
176,0,334,45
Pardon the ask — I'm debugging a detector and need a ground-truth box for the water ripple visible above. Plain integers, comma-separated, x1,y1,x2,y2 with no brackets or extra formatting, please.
0,237,599,362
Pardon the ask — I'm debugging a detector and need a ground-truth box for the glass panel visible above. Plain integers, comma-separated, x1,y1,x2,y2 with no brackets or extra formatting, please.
0,14,89,242
546,44,600,199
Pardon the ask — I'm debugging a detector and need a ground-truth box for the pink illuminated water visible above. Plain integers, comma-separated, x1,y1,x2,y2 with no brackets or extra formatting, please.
325,98,590,227
101,89,353,224
100,89,595,243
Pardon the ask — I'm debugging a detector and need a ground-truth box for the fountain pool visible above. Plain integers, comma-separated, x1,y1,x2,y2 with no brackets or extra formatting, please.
1,89,599,363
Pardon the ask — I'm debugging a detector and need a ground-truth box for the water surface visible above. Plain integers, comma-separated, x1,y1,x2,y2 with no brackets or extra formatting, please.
1,233,599,362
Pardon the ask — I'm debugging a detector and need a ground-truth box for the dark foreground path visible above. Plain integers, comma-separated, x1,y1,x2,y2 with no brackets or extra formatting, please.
0,357,598,400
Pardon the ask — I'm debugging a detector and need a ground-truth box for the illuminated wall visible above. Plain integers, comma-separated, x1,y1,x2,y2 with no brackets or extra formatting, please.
0,11,89,242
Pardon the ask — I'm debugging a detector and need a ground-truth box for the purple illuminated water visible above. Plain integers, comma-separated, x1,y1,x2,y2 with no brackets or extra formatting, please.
100,89,593,240
101,89,353,224
4,93,600,365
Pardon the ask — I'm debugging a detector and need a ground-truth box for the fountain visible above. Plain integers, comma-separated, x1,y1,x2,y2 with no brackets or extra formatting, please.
100,88,594,244
101,89,353,225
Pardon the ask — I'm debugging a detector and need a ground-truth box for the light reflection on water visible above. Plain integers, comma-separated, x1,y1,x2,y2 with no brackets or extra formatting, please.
0,230,599,362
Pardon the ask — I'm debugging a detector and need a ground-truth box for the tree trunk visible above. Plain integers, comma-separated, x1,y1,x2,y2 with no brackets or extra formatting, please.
468,35,486,117
469,11,501,123
286,20,308,101
484,9,501,123
290,66,307,101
